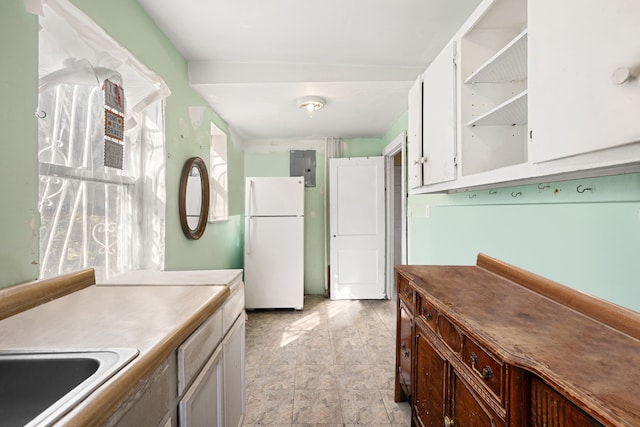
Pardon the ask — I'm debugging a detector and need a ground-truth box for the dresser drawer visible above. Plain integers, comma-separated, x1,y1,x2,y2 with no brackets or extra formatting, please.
462,337,504,403
177,309,223,396
417,294,437,332
397,274,414,309
437,313,463,355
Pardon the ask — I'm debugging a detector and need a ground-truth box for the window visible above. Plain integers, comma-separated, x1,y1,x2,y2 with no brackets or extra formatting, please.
37,0,169,281
209,122,229,222
37,85,166,281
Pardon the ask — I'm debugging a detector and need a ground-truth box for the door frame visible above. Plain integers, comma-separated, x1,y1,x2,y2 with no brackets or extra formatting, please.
383,131,407,300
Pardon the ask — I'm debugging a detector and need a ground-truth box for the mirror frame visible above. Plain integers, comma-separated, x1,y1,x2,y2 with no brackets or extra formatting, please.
178,156,210,240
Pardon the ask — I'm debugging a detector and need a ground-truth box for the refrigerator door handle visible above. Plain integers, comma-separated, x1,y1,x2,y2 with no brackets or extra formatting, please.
248,179,255,216
246,216,254,255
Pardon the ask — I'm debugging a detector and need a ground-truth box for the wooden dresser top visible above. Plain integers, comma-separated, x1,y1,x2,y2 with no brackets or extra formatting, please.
397,256,640,427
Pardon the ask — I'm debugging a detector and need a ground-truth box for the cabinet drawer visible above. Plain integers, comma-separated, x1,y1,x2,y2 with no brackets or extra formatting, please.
397,274,414,309
178,309,223,396
417,294,437,332
437,314,463,355
462,337,504,403
222,285,245,335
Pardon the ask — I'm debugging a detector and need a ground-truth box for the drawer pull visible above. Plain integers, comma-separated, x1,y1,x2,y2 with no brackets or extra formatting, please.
444,415,454,427
420,306,433,320
470,352,493,380
404,287,413,298
400,342,410,358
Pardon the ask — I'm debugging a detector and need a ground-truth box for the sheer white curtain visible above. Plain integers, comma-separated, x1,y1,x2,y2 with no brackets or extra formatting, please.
37,84,166,281
36,0,169,281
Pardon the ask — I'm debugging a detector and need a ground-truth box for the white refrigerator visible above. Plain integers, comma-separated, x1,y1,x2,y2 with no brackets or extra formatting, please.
244,177,304,310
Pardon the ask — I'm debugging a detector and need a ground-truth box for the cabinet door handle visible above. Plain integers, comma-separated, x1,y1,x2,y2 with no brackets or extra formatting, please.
470,352,493,380
444,415,454,427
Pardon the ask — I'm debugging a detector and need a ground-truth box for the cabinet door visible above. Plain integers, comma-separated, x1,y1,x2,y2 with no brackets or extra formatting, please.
179,346,223,427
422,41,457,185
529,0,640,163
407,75,423,189
396,299,413,400
413,323,446,427
223,315,246,427
531,377,604,427
451,373,506,427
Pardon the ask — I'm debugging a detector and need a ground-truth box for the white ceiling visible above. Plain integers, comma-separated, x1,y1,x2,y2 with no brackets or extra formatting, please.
136,0,482,142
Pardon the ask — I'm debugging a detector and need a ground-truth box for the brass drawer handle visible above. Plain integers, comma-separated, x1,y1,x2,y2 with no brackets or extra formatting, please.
470,352,493,380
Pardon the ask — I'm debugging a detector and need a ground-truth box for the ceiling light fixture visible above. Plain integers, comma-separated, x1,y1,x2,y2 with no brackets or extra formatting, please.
297,96,325,113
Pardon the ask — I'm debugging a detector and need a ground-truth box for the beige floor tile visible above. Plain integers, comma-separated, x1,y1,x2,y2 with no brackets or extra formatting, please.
242,296,410,427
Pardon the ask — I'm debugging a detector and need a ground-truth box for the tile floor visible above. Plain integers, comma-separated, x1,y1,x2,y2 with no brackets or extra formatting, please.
242,295,411,426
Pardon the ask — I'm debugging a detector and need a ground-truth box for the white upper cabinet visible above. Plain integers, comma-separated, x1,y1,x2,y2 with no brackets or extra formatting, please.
407,75,423,189
528,0,640,163
410,0,640,193
422,41,457,185
459,0,528,177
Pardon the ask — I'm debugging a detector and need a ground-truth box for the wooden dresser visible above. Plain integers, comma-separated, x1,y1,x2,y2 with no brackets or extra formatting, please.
394,254,640,427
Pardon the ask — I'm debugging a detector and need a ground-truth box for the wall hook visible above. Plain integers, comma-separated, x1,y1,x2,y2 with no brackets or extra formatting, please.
511,191,522,198
489,189,497,195
469,193,477,199
576,185,593,194
537,183,550,190
35,110,46,119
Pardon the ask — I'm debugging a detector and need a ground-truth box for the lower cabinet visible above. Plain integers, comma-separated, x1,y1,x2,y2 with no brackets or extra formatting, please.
531,377,604,427
179,346,224,426
223,315,246,427
414,319,505,427
395,298,413,401
395,259,638,427
106,290,246,427
105,356,177,427
178,303,246,427
413,323,444,427
450,373,505,427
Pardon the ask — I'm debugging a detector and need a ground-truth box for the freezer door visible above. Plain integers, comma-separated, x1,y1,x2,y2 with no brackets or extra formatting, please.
244,216,304,310
245,177,304,216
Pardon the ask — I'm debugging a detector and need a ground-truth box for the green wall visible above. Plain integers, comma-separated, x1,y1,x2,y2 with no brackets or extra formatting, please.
408,173,640,312
0,1,40,287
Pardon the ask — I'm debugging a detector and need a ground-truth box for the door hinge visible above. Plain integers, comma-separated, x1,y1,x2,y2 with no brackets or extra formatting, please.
453,156,458,167
529,129,533,140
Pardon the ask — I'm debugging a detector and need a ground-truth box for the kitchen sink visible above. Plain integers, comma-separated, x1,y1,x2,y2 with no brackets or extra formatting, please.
0,348,138,427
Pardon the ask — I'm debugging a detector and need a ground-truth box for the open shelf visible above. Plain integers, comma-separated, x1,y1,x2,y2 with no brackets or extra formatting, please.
465,29,528,84
467,90,528,127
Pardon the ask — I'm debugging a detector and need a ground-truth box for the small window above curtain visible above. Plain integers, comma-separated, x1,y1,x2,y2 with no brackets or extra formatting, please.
209,122,229,222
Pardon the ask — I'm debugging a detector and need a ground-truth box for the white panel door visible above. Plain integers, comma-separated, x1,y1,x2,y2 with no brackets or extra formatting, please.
422,41,457,185
244,216,304,309
529,0,640,163
245,177,304,216
330,157,385,300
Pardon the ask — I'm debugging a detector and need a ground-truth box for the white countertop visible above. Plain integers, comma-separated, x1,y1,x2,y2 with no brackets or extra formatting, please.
99,269,243,291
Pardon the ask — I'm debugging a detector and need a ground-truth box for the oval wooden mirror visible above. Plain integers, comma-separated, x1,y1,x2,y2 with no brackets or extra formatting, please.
179,157,210,240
